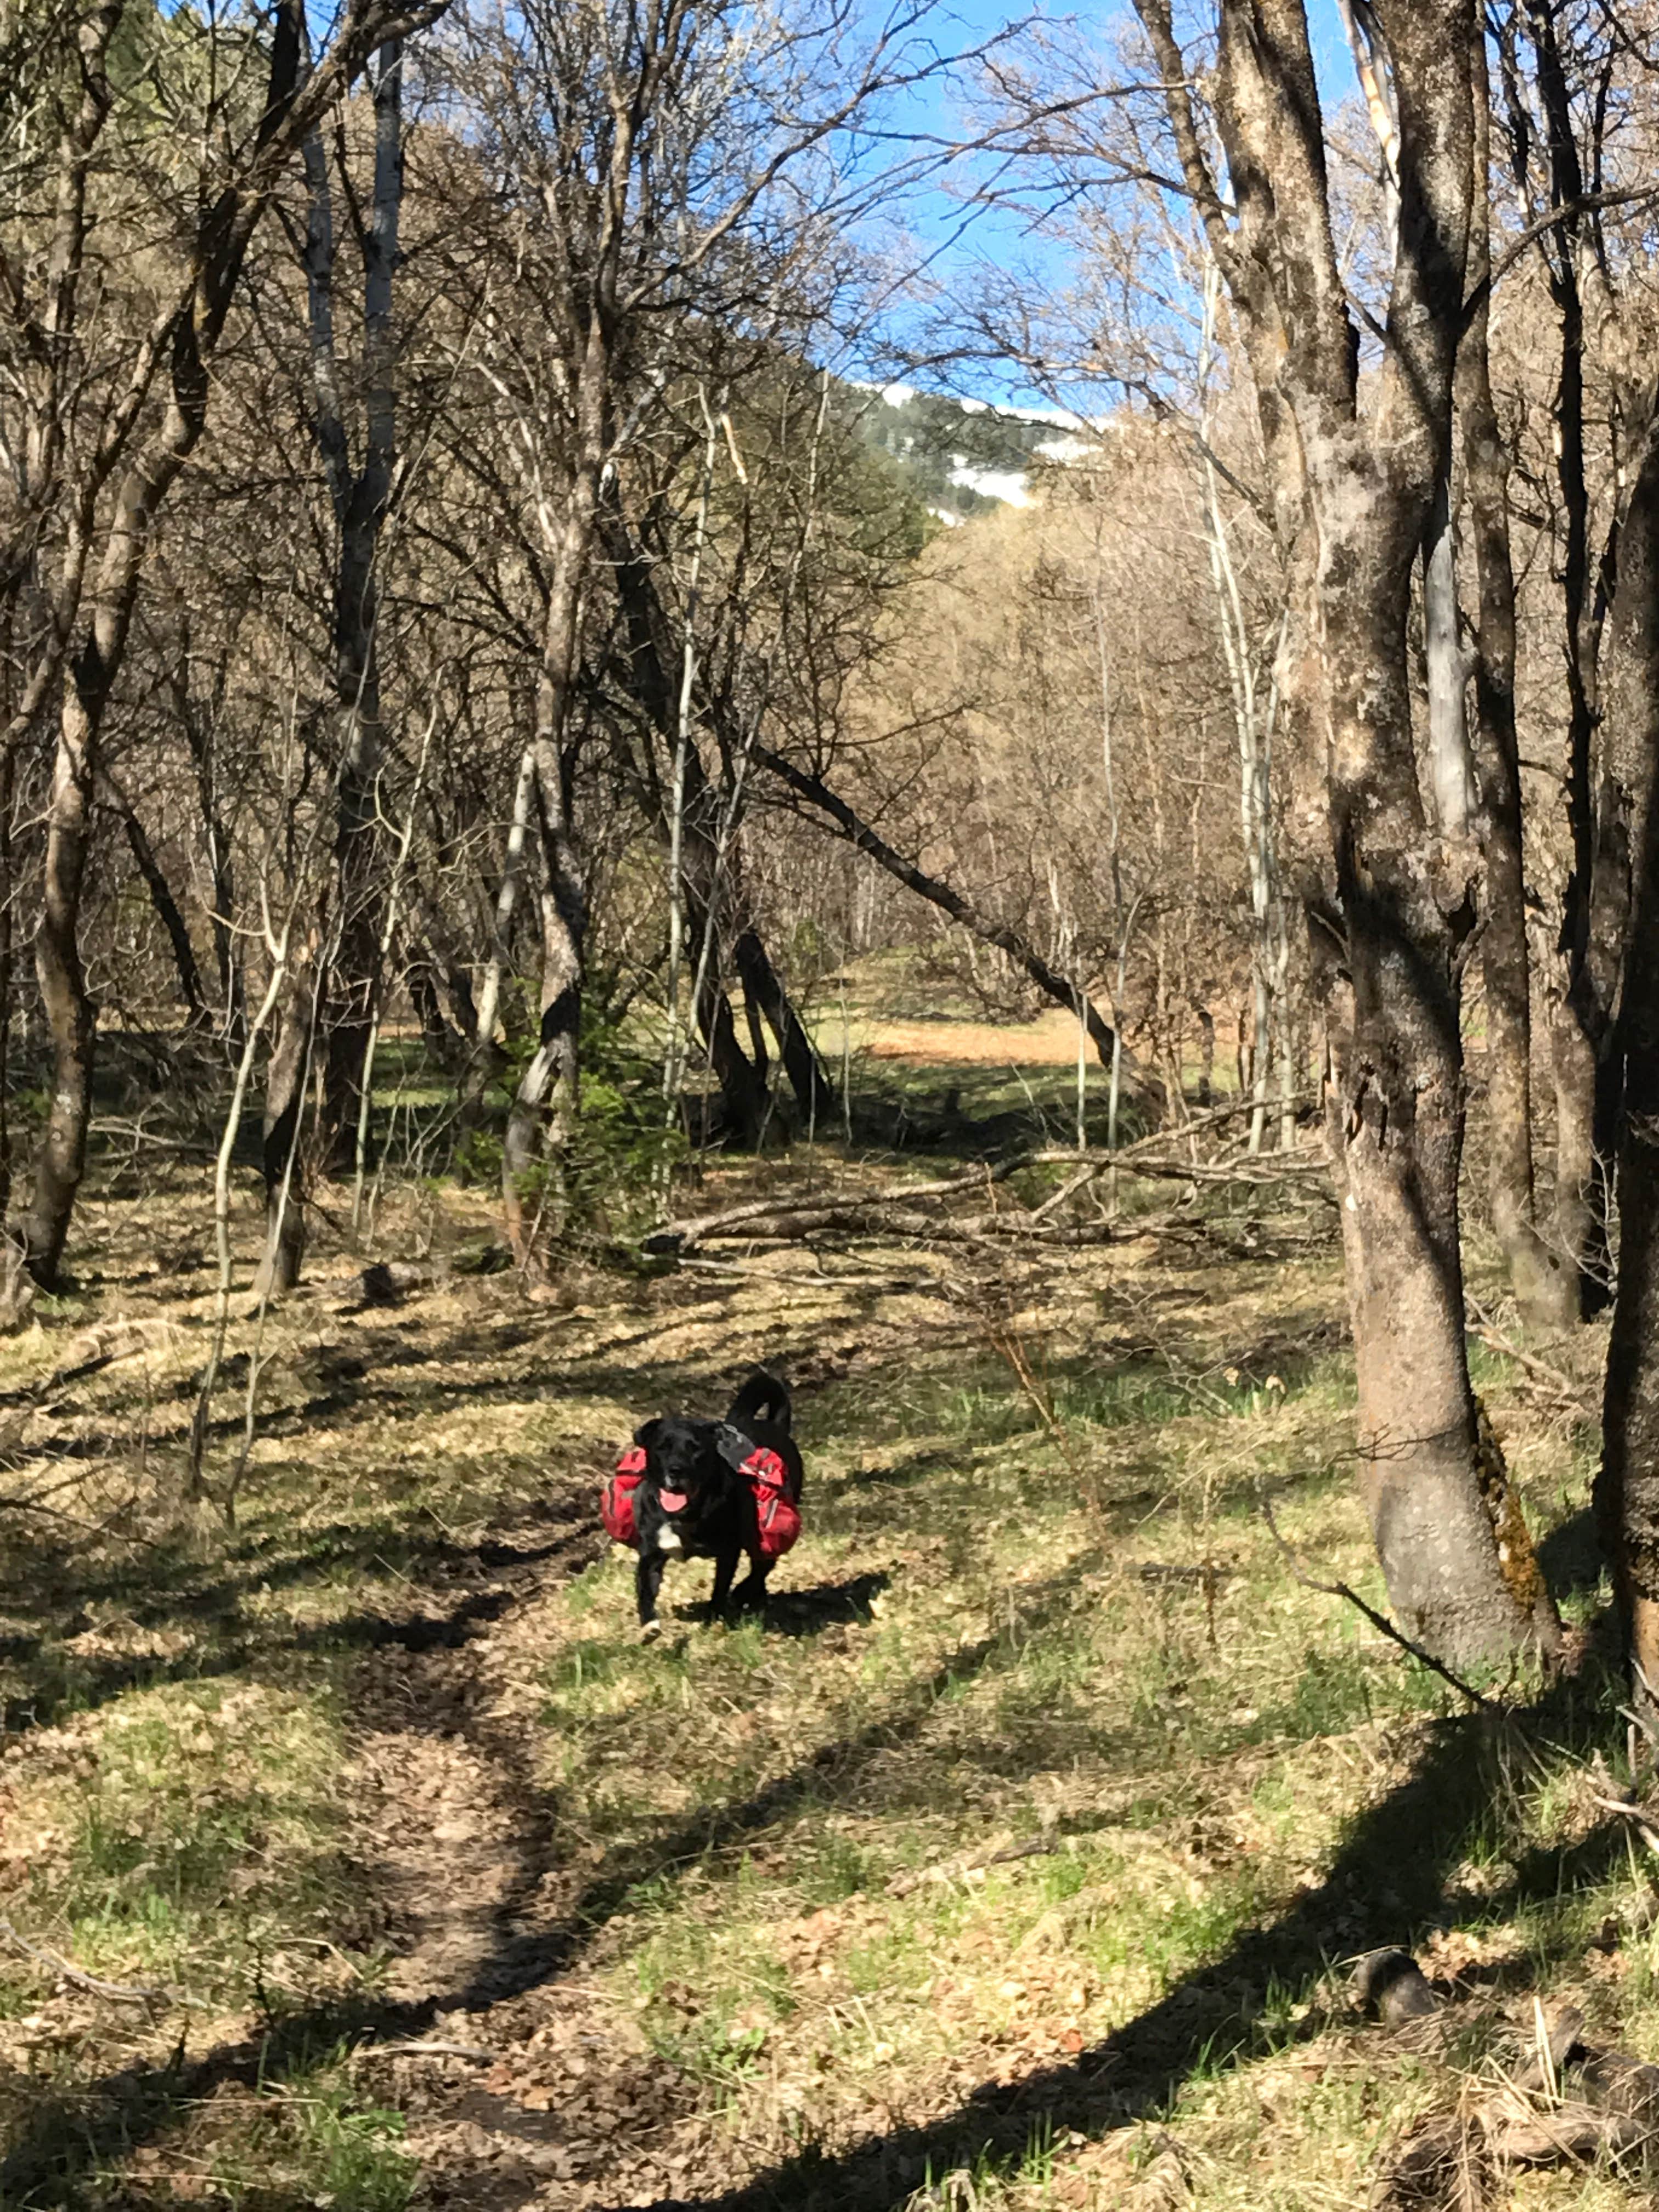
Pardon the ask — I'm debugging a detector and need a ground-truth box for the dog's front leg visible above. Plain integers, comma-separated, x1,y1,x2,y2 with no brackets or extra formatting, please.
636,1550,669,1638
708,1547,740,1621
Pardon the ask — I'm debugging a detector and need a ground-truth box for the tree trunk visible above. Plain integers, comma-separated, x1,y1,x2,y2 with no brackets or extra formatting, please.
503,743,584,1279
178,675,242,1043
681,869,767,1146
732,926,834,1131
1596,430,1659,1702
1316,582,1555,1662
1458,64,1575,1330
308,41,403,1164
750,738,1155,1112
1135,0,1557,1666
109,777,208,1027
0,623,16,1261
1192,998,1214,1108
500,474,592,1278
13,0,405,1284
1515,0,1620,1320
415,906,482,1048
677,751,828,1135
601,490,816,1143
23,679,98,1285
255,948,315,1297
1551,780,1629,1314
407,942,463,1065
1421,471,1474,839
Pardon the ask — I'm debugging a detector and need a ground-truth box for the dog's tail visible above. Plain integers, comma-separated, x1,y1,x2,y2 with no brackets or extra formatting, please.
726,1366,791,1433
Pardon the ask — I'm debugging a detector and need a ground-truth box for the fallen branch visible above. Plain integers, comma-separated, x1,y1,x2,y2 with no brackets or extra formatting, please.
885,1833,1058,1898
675,1255,941,1291
658,1171,1323,1255
1590,1792,1659,1857
652,1102,1324,1254
370,2038,500,2063
1261,1498,1499,1712
1377,1991,1659,2208
1464,1296,1590,1413
0,1916,204,2007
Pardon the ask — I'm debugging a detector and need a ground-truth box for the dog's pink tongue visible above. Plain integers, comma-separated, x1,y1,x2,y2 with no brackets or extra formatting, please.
659,1488,688,1513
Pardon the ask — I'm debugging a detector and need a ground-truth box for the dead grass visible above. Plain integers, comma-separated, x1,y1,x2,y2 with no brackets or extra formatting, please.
849,1011,1094,1068
0,1129,1638,2212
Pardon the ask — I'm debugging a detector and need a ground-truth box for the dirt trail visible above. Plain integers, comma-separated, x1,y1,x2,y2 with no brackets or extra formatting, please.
331,1504,683,2209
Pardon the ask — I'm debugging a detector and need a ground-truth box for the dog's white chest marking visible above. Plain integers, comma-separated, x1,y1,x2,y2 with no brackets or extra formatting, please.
658,1527,682,1553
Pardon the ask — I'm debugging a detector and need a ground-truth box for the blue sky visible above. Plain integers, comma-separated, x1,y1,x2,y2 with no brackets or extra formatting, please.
874,0,1359,409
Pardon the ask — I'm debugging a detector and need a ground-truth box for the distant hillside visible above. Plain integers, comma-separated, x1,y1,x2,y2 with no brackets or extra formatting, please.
845,382,1095,521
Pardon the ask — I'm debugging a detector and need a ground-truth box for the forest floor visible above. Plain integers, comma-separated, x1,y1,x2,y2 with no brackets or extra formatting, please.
0,1062,1639,2212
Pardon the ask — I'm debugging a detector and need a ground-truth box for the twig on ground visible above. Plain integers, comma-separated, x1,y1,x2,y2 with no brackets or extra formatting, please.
673,1255,941,1290
1590,1793,1659,1857
1464,1296,1590,1413
885,1833,1058,1897
1260,1498,1499,1712
369,2038,500,2063
0,1491,165,1547
0,1916,205,2007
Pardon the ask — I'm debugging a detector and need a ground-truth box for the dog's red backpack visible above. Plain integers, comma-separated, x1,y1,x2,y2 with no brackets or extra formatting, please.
601,1440,800,1559
742,1443,801,1561
603,1446,648,1548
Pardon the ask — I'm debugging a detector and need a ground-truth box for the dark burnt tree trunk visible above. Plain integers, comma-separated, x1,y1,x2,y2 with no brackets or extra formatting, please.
1458,49,1575,1329
414,906,481,1047
1191,997,1215,1108
749,738,1154,1113
255,947,317,1297
1596,421,1659,1705
1138,0,1556,1667
741,972,771,1089
602,490,775,1142
702,733,837,1132
731,924,834,1132
108,776,208,1026
683,870,768,1146
303,40,404,1167
1504,0,1623,1316
407,941,464,1065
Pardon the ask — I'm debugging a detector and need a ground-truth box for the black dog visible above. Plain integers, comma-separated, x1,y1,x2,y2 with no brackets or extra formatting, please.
632,1369,802,1637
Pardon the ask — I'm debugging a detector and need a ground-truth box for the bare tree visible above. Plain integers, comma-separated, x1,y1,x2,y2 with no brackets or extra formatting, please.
1135,0,1556,1664
2,0,449,1288
299,37,408,1172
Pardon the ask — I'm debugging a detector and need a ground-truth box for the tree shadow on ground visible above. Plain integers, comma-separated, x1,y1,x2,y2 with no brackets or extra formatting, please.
600,1672,1629,2211
0,1486,603,1739
0,1561,1099,2203
0,1642,1629,2212
1538,1505,1604,1599
2,1603,1630,2212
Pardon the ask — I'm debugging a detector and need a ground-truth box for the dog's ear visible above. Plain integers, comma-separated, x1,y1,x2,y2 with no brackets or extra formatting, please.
633,1417,665,1452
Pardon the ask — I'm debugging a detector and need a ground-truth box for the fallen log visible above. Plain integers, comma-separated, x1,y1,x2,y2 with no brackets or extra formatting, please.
651,1120,1329,1254
1373,1978,1659,2208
